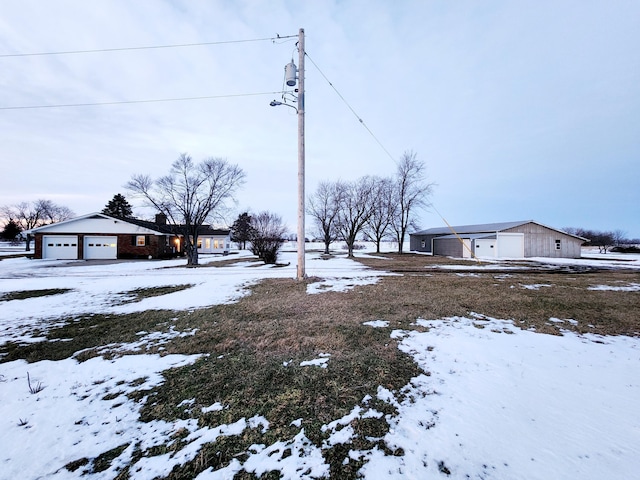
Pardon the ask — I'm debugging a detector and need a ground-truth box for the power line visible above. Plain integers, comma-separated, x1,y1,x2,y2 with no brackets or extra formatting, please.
0,91,284,110
305,51,466,244
304,51,396,163
0,35,298,58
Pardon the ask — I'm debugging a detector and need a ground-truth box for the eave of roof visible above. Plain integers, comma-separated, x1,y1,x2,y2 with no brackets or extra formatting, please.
411,220,588,242
27,212,230,236
412,220,532,236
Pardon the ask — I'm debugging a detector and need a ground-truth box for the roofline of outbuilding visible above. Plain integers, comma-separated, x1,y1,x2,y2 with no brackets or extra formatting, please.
412,220,589,242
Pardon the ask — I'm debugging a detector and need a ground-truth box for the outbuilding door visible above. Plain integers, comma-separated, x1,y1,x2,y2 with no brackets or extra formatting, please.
497,233,524,258
462,239,472,258
474,239,496,257
43,236,78,259
84,236,117,259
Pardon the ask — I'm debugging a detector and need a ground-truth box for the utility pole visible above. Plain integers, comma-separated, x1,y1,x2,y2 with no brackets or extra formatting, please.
296,28,305,281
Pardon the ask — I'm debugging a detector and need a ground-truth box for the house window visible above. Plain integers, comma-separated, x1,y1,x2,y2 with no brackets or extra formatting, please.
136,235,146,246
205,238,211,249
555,239,561,250
197,239,203,248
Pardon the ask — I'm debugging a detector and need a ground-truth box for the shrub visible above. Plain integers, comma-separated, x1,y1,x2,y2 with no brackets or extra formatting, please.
249,212,287,264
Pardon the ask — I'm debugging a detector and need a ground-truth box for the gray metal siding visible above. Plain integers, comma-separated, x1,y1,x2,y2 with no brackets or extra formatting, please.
410,234,438,253
433,237,464,257
503,224,583,258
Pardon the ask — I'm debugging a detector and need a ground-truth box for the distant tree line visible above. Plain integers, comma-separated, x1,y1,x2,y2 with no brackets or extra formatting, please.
564,227,639,253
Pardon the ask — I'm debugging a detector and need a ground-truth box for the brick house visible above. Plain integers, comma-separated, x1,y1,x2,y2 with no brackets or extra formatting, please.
27,213,231,260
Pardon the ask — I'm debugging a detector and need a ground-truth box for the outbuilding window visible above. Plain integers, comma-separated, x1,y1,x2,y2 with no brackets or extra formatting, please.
555,239,561,250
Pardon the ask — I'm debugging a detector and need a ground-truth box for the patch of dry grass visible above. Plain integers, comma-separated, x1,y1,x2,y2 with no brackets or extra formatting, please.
0,288,72,302
0,310,192,363
356,253,640,335
116,285,194,304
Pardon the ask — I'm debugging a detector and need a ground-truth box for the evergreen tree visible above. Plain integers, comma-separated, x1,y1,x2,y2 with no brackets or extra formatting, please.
1,219,22,240
102,193,133,218
230,212,255,250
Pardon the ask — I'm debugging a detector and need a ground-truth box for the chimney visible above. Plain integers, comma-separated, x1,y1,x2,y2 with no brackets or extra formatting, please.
155,213,167,225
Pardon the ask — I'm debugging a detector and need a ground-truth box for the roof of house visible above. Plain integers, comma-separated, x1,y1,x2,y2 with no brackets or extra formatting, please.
412,220,587,241
27,213,230,236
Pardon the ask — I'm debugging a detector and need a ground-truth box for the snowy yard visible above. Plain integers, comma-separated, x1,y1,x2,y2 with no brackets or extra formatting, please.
0,246,639,479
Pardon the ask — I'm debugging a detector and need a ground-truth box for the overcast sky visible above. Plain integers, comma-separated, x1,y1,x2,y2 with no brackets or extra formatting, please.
1,1,638,238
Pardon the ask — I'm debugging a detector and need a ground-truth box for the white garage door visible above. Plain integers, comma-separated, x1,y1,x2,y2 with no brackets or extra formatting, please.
84,236,117,259
43,236,78,259
497,234,524,258
474,238,496,257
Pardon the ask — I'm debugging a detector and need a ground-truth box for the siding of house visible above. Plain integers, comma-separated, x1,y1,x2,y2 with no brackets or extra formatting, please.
34,235,43,258
197,234,231,254
503,224,582,258
117,234,178,259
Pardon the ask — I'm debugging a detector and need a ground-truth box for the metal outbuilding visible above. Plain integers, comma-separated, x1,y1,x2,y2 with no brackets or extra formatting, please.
410,221,587,259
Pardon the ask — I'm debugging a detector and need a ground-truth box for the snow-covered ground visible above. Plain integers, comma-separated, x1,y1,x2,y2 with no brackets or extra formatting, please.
1,247,639,479
0,242,27,257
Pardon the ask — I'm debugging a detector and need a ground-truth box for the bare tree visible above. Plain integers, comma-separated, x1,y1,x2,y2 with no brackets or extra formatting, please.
565,227,613,253
249,211,287,264
307,181,342,254
391,151,434,253
612,229,627,247
365,176,396,253
126,153,245,266
336,177,376,258
1,199,75,251
1,199,74,231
